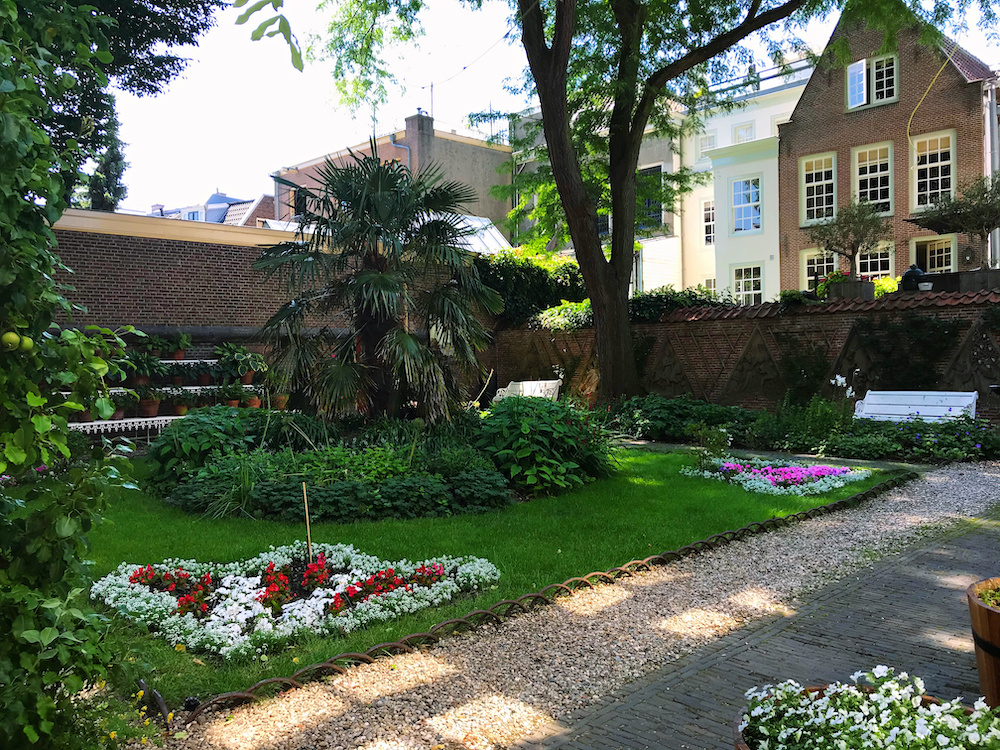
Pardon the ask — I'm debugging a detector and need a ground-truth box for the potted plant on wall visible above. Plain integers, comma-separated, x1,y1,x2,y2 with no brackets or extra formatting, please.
143,335,172,358
171,331,192,360
136,386,163,417
167,361,189,386
125,351,168,387
215,343,268,385
807,200,891,301
166,387,197,416
243,386,262,409
264,369,290,410
111,391,137,420
190,360,215,386
220,382,244,408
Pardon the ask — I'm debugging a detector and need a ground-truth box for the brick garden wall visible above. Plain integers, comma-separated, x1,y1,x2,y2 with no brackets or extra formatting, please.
490,292,1000,421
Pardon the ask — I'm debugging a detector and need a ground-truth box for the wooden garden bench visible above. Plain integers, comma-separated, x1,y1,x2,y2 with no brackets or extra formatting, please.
492,379,563,402
853,390,978,422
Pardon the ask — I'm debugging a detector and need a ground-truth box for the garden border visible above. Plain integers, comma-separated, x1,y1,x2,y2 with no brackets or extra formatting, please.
183,471,918,722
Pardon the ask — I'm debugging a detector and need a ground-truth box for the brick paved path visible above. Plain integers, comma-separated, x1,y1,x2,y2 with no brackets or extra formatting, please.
518,517,1000,749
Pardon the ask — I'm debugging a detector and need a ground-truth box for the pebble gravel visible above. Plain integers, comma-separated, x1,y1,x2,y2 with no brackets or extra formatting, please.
155,461,1000,750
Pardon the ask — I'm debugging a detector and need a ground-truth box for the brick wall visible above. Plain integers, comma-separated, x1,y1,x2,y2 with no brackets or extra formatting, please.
778,24,987,290
491,292,1000,421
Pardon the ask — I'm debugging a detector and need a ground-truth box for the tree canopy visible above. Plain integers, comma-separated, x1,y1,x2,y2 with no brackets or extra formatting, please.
807,199,892,279
302,0,992,397
908,176,1000,266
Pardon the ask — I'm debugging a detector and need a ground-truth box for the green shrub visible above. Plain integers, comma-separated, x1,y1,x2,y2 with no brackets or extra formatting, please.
823,433,902,459
533,299,594,331
473,253,586,328
628,285,728,322
477,397,615,494
146,406,334,489
610,395,758,444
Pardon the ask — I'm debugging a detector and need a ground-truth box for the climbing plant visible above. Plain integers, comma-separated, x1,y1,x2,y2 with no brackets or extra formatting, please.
854,314,964,391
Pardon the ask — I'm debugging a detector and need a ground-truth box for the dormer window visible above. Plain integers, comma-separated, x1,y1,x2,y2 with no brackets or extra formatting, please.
847,55,898,110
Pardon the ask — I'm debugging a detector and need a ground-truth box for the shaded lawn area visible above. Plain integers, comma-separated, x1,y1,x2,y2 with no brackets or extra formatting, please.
90,449,895,704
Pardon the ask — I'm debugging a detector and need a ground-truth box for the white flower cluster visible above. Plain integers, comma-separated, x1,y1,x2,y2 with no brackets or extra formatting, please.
740,667,1000,749
680,455,872,496
91,542,500,659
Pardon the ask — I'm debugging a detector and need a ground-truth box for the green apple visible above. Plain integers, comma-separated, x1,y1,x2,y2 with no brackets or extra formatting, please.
1,331,20,351
18,336,33,352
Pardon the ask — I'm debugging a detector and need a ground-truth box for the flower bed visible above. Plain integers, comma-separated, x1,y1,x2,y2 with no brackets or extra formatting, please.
681,456,872,495
739,666,997,749
91,541,500,659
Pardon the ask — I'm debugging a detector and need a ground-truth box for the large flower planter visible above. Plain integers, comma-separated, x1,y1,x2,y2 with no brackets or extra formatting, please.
968,578,1000,708
827,280,875,301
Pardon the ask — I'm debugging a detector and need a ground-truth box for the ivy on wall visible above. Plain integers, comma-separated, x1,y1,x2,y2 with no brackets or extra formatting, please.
854,313,965,391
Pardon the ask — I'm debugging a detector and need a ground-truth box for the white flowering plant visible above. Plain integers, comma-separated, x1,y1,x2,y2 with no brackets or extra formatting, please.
739,666,1000,749
91,541,500,659
681,455,872,496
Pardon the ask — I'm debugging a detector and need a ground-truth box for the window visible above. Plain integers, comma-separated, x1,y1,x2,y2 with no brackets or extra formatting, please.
800,154,836,225
858,246,893,278
801,250,836,290
914,237,956,273
913,132,954,209
637,165,663,230
596,212,610,237
698,132,717,160
733,266,763,305
703,200,715,246
847,55,898,110
733,122,755,144
732,177,762,233
186,211,200,221
855,144,893,215
705,278,716,291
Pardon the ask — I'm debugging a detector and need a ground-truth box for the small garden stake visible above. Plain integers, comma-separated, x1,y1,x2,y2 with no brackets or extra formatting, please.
302,482,313,564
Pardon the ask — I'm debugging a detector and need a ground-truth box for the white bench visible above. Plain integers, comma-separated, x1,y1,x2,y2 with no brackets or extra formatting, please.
492,379,563,402
854,390,978,422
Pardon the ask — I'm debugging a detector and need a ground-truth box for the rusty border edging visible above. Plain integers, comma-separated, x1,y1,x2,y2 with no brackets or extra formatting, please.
185,471,918,721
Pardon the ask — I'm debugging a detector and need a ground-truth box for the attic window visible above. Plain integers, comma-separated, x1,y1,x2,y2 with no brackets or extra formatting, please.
847,55,898,110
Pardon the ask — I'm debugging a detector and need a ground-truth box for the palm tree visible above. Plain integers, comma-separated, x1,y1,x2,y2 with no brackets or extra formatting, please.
255,144,503,421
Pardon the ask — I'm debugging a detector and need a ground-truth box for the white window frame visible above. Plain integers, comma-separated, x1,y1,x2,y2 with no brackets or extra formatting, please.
846,54,899,110
911,129,957,212
731,175,763,235
702,199,715,246
186,210,200,221
857,241,895,279
697,131,717,161
800,248,838,291
733,122,755,144
770,114,790,136
732,264,763,305
799,152,837,226
910,234,958,274
704,278,716,291
852,142,894,217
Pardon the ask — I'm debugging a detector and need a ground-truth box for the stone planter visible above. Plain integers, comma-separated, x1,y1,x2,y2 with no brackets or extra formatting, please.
968,578,1000,708
827,280,875,301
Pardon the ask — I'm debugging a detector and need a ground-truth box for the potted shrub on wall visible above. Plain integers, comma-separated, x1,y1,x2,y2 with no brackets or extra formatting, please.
807,200,891,301
264,369,289,410
166,388,197,416
111,391,137,420
191,360,215,386
171,331,192,360
125,351,168,387
215,343,268,385
136,387,163,417
144,335,172,359
243,387,262,409
968,578,1000,708
220,382,244,408
168,361,189,386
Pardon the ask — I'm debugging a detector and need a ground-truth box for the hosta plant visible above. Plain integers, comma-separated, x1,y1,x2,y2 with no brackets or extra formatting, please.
91,542,499,659
740,666,1000,749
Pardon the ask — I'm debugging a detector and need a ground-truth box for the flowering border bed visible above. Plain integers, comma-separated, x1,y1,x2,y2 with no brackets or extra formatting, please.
739,666,997,749
91,541,499,659
681,456,872,495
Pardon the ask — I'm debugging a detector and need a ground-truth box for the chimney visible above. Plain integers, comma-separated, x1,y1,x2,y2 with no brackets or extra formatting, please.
151,204,164,215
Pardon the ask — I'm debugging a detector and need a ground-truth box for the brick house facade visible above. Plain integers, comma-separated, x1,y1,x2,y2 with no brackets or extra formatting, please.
777,21,997,291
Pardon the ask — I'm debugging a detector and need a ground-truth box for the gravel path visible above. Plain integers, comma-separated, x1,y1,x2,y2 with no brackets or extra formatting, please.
162,462,1000,750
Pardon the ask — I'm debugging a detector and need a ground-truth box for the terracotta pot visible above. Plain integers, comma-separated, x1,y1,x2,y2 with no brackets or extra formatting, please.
172,404,189,417
968,578,1000,707
225,399,241,408
171,375,184,386
240,370,255,385
147,349,161,359
111,408,125,421
78,410,94,423
138,399,160,417
246,396,262,409
172,349,185,360
197,372,212,386
132,374,151,387
272,394,288,411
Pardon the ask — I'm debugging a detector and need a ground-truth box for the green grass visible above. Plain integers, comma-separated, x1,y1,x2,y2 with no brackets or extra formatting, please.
89,449,895,704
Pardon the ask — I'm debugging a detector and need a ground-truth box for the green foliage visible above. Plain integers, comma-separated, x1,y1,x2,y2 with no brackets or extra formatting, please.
908,176,1000,264
806,200,892,279
873,275,899,298
854,314,964,391
257,145,503,421
83,110,128,212
534,299,594,331
684,421,731,471
215,343,267,379
628,285,729,322
473,253,587,328
145,406,334,490
166,445,513,522
983,306,1000,332
477,397,616,494
124,350,167,378
610,395,758,444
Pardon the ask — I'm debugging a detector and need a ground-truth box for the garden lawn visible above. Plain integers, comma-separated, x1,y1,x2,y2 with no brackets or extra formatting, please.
89,449,894,704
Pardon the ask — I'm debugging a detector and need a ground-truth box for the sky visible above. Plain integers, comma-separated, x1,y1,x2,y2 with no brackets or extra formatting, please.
113,2,1000,216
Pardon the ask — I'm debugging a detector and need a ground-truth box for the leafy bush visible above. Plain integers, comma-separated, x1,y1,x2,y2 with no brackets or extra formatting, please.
628,285,728,322
166,445,512,522
146,406,334,489
610,395,758,444
477,397,615,494
474,252,586,328
533,299,594,331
